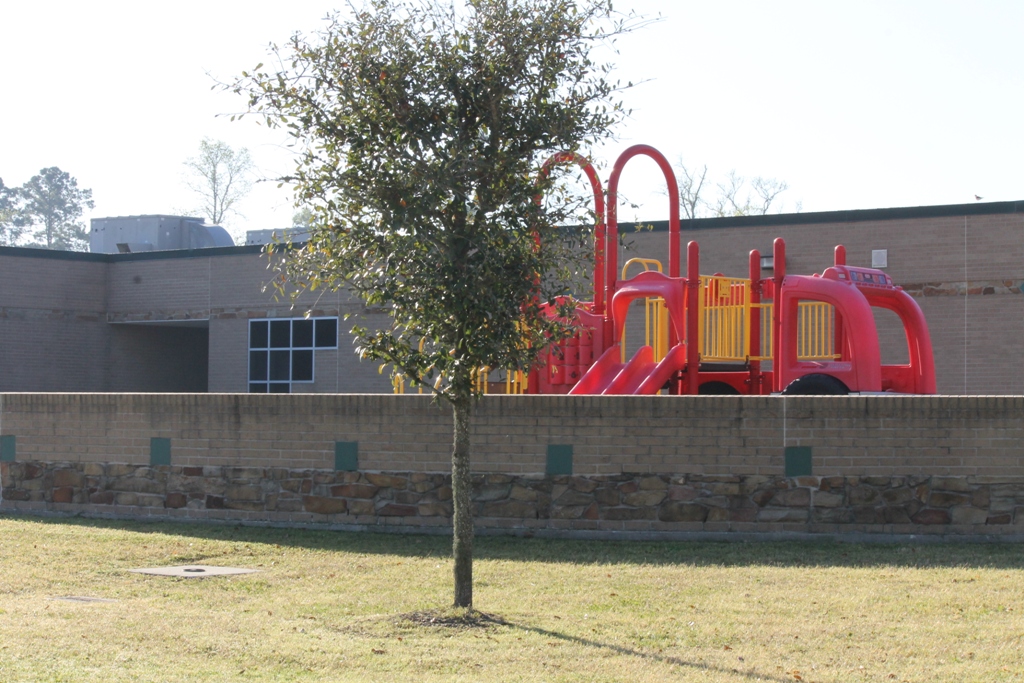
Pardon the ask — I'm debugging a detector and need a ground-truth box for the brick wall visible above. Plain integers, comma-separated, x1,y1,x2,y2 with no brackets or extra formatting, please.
0,253,109,391
3,393,1024,537
2,203,1023,395
623,209,1024,393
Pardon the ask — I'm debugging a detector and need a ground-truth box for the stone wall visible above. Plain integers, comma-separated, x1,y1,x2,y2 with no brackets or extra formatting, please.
3,393,1024,538
2,462,1021,537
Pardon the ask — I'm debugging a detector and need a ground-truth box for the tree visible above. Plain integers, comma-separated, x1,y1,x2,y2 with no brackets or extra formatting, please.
291,207,314,228
677,162,709,220
677,158,793,218
0,178,26,246
183,138,254,226
750,176,790,215
233,0,633,610
18,167,94,250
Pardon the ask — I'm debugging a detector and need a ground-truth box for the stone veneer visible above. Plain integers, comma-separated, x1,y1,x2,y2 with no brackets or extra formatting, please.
4,461,1023,537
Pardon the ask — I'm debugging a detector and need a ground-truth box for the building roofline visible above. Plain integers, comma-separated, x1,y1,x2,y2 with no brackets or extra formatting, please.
90,214,207,222
0,243,267,262
4,199,1022,261
633,199,1024,232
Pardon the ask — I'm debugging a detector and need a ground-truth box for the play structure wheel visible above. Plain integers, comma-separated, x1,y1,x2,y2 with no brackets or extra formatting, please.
698,381,741,395
781,373,849,396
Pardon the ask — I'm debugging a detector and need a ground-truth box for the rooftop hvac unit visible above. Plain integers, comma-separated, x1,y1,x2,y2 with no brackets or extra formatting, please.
89,215,235,253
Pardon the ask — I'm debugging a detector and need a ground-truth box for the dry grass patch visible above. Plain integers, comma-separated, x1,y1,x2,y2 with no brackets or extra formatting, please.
0,516,1022,682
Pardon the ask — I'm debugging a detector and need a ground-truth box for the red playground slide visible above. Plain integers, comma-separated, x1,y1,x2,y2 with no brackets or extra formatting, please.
568,271,689,395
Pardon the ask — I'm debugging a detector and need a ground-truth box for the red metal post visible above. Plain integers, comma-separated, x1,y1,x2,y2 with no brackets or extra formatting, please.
685,240,700,394
833,244,847,358
748,249,762,395
772,238,786,393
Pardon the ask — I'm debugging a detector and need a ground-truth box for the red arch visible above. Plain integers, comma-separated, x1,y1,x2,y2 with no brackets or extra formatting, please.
606,145,681,297
606,145,681,343
536,151,606,315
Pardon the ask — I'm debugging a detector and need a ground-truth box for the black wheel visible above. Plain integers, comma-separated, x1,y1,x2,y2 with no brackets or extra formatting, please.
781,373,849,395
698,381,741,395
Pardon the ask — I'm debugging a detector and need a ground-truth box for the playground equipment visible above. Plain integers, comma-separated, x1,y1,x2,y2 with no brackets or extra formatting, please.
393,144,936,396
525,144,936,396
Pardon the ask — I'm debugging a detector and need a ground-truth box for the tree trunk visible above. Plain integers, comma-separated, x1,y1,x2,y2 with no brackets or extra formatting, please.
451,397,473,609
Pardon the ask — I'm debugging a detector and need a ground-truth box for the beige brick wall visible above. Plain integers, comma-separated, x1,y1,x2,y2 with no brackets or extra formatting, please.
0,253,109,391
622,211,1024,286
2,204,1023,395
208,318,248,393
107,258,213,315
0,253,107,311
0,318,109,391
2,393,1023,478
622,210,1024,394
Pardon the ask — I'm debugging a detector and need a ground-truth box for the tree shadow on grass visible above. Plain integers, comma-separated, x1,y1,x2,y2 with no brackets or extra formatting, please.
505,620,796,683
389,608,795,683
5,513,1024,570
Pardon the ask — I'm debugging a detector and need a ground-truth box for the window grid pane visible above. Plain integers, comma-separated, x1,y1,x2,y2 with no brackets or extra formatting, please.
292,350,314,382
250,320,269,349
270,320,291,348
248,316,338,393
315,318,338,349
269,350,290,381
293,319,314,348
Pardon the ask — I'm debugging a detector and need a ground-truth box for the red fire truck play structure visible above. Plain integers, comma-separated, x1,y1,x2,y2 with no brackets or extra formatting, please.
523,144,936,396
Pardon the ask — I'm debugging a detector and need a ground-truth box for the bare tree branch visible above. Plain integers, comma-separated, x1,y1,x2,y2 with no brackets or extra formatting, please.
751,176,789,215
677,159,708,220
677,159,795,218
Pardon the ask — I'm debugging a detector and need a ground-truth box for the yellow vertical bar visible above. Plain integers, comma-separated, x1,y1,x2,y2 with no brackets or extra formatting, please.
743,281,751,360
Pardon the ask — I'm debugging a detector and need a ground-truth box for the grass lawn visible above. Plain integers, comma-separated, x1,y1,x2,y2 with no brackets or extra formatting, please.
0,516,1022,682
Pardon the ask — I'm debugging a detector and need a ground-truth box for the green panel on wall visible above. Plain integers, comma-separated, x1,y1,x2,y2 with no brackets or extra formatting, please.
784,446,812,477
150,437,171,467
546,444,573,476
0,435,15,462
335,441,358,471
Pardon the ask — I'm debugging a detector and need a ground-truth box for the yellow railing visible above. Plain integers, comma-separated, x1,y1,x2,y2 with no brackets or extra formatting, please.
750,301,837,361
697,277,838,363
394,367,526,394
392,369,444,395
621,257,663,277
391,366,528,393
755,303,773,362
796,301,836,360
474,367,527,395
699,276,752,362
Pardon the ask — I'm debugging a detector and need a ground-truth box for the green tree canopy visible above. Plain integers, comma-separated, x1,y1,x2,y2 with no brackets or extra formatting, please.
18,167,95,251
0,178,26,246
234,0,633,610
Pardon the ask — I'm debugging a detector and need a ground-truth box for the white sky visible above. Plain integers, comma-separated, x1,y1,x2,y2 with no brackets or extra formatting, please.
2,1,1022,244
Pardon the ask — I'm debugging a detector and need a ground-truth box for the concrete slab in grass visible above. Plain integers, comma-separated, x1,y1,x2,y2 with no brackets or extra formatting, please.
129,565,259,578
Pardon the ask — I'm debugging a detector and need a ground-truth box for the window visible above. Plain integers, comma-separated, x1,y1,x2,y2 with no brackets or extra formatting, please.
248,317,338,393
